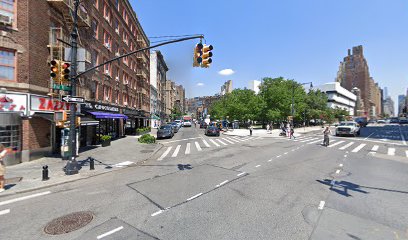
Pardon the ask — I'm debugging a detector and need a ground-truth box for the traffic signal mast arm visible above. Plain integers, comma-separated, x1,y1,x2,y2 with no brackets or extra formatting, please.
76,35,204,79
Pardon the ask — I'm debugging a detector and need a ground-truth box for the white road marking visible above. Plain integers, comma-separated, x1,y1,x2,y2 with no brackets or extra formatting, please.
0,209,10,216
202,139,211,148
335,169,341,174
215,180,229,187
161,137,202,144
339,142,354,150
268,159,273,162
231,136,244,141
172,145,181,157
113,161,134,167
241,137,251,141
328,141,345,148
194,142,202,151
308,139,323,144
277,155,282,158
187,193,203,201
339,164,343,167
237,172,246,177
351,144,366,153
209,139,220,147
97,226,124,239
364,131,376,140
371,145,379,152
255,165,261,168
344,154,347,157
318,201,325,210
387,148,395,156
216,139,228,145
226,137,240,143
405,150,408,158
300,137,314,142
158,147,172,161
151,210,164,217
222,138,234,144
284,152,288,155
399,126,407,145
185,143,191,154
0,191,51,207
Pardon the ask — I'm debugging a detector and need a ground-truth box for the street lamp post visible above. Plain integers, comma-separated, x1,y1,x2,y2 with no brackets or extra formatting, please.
291,82,313,127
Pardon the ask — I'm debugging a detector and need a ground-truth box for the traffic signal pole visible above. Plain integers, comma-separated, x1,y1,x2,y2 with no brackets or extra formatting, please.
65,0,80,175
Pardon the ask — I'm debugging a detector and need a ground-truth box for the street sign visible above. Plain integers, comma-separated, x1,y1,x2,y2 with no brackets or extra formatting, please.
62,96,85,103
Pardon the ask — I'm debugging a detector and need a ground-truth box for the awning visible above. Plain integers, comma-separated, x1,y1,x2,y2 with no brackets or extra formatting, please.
80,117,99,126
34,113,54,122
89,112,128,119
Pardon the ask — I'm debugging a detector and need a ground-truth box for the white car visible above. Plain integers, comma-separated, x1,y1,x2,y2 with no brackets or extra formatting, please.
183,120,192,127
174,120,183,128
335,121,360,137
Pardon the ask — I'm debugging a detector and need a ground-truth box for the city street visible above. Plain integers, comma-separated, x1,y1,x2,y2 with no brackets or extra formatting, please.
0,125,407,240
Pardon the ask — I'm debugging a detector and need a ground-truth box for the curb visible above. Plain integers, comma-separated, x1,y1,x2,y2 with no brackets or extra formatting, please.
0,144,164,199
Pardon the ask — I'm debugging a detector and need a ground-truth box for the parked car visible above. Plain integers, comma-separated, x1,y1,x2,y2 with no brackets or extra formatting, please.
335,121,360,137
174,120,183,128
170,122,180,133
156,125,174,139
200,122,208,129
399,117,408,125
389,117,400,124
205,126,220,136
377,119,386,124
183,120,192,127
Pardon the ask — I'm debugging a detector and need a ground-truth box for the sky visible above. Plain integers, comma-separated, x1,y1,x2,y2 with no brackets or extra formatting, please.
130,0,408,111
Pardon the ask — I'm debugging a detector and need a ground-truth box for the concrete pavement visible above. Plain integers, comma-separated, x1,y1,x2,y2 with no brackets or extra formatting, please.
223,125,324,137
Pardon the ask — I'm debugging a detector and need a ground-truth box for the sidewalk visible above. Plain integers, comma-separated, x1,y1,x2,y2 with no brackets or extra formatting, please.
223,126,324,137
0,135,162,197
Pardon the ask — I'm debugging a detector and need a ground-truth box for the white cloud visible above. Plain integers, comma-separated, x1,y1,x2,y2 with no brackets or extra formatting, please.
218,69,235,76
196,83,204,87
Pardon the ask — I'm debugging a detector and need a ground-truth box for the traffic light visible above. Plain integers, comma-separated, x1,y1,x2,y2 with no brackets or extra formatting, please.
61,62,70,83
201,44,213,68
50,60,60,83
193,43,203,67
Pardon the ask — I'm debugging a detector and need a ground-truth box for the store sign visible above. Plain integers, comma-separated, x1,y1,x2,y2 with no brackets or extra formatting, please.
0,94,28,115
83,101,120,113
30,95,70,112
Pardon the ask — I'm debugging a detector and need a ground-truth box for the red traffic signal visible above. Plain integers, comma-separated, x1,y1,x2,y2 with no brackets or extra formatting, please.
50,60,60,80
61,62,70,81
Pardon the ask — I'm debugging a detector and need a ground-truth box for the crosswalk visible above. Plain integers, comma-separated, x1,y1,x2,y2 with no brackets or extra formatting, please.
157,136,260,161
288,135,408,158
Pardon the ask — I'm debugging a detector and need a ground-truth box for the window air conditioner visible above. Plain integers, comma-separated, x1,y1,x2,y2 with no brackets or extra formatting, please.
105,96,110,101
115,52,120,57
105,69,110,75
124,102,128,106
0,14,12,26
115,28,119,34
115,76,119,81
124,81,129,85
104,43,110,49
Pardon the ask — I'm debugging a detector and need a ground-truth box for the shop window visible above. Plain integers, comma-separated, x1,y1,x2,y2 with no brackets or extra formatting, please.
0,124,20,149
0,49,15,81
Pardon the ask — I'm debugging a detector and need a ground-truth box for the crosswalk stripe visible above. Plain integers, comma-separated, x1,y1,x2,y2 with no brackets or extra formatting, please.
225,137,240,143
185,143,191,154
307,139,322,144
209,139,220,147
222,138,235,144
158,146,172,161
405,150,408,158
231,136,245,141
351,144,366,153
216,139,228,145
339,142,354,150
387,148,395,156
202,139,211,147
300,138,317,143
328,141,345,148
371,145,379,152
195,141,202,151
240,137,251,141
171,145,181,157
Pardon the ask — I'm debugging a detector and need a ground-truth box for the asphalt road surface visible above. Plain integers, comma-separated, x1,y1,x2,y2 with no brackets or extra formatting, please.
0,125,407,240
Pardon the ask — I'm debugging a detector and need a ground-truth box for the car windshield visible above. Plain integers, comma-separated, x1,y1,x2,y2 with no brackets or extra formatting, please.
160,125,172,130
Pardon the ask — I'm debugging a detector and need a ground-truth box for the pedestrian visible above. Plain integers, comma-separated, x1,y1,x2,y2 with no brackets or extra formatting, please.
322,126,331,146
290,126,296,139
249,125,253,136
0,143,8,192
266,124,270,133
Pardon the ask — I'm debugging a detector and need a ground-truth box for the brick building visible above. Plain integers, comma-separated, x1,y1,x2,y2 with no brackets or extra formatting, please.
0,0,150,165
336,45,382,118
150,50,168,127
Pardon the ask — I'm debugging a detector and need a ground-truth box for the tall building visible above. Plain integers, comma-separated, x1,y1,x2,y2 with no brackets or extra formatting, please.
398,94,406,116
150,50,168,127
163,79,176,121
249,80,261,94
383,97,395,117
383,87,388,99
0,0,150,164
335,46,382,118
220,80,233,95
175,85,185,114
317,82,357,116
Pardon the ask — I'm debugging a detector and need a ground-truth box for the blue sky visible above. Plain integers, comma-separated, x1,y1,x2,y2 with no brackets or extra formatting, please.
131,0,408,109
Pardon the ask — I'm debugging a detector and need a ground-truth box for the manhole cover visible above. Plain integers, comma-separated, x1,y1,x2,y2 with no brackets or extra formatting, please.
140,150,154,153
44,211,93,235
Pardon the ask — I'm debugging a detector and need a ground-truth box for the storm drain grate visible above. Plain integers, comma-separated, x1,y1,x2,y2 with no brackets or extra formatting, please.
44,211,93,235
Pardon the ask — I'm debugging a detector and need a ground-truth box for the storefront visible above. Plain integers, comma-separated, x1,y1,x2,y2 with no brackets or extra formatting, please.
123,108,150,134
82,101,126,143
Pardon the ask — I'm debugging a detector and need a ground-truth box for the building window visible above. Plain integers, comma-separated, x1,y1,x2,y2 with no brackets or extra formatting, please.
122,9,128,25
93,0,98,9
91,49,98,67
113,18,119,34
114,0,119,10
0,0,15,28
103,58,111,76
91,19,98,39
0,49,15,81
103,2,111,24
103,30,111,50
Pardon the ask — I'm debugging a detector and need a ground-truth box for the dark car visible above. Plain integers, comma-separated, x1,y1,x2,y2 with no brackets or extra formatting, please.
200,122,208,129
157,125,174,139
205,126,220,136
399,118,408,125
170,122,180,133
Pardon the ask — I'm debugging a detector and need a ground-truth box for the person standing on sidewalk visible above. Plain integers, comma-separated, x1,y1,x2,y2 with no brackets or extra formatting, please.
0,143,8,192
266,124,270,133
290,126,296,139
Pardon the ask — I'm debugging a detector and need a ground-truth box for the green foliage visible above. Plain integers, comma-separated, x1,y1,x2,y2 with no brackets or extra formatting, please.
100,135,112,141
136,127,151,134
138,134,156,144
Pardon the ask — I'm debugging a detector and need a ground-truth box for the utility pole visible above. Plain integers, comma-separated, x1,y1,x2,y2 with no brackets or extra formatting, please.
65,0,80,175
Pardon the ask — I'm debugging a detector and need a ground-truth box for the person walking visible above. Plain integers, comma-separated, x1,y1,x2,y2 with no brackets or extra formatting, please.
266,124,270,133
290,126,296,139
249,125,253,136
322,126,331,146
0,143,8,192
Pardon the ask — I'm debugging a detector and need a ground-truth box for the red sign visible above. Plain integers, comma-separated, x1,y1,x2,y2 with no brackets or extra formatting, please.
0,93,28,115
30,95,70,112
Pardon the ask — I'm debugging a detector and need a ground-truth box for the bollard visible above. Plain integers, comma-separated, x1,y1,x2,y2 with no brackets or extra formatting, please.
42,165,49,181
89,157,95,170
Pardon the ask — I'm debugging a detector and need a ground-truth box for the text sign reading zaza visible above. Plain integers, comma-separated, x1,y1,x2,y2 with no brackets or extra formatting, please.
30,95,70,112
0,94,28,115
